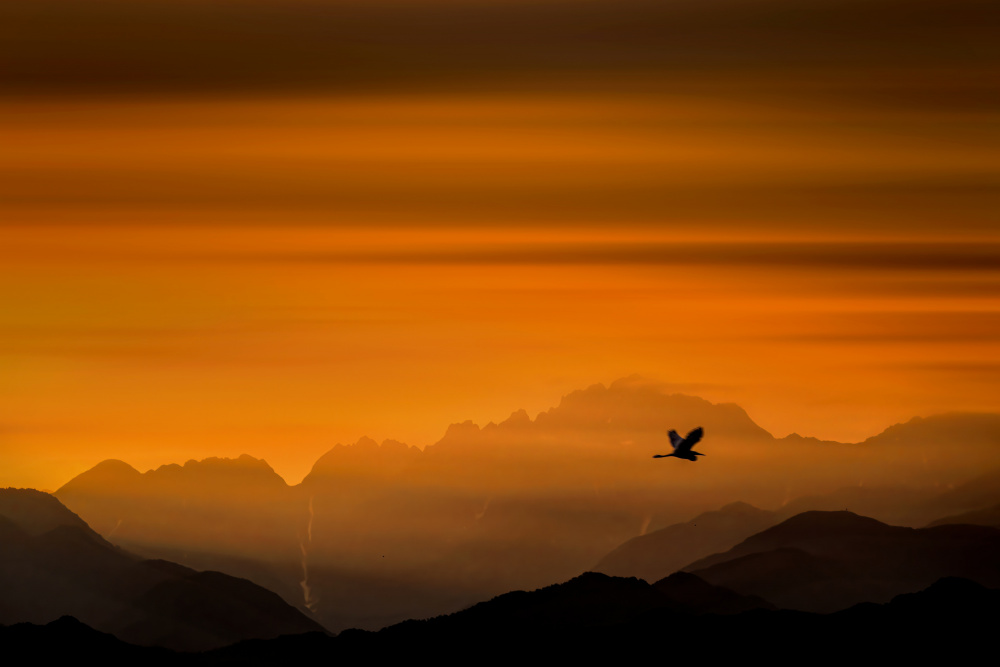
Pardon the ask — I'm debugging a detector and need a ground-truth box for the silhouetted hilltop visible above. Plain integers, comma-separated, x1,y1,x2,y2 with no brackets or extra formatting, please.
437,571,671,629
765,467,1000,529
0,488,324,651
715,510,898,555
776,484,939,526
594,501,777,582
0,487,94,536
371,569,772,643
685,510,1000,612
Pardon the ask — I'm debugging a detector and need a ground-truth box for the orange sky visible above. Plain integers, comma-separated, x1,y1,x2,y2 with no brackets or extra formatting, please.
2,89,997,492
2,1,999,491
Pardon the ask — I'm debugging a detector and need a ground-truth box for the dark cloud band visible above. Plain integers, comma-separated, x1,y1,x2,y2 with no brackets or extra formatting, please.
259,242,1000,271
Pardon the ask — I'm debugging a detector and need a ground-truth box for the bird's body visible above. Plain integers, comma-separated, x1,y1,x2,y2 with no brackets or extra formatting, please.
654,427,705,461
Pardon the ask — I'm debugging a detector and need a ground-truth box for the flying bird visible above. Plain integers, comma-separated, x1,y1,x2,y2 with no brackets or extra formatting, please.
654,427,705,461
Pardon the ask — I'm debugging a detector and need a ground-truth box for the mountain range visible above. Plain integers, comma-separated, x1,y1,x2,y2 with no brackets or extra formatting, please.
686,510,1000,612
6,479,1000,661
51,380,1000,631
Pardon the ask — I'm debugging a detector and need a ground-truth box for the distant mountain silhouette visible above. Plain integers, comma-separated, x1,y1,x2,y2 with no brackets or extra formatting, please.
922,467,1000,518
685,510,1000,612
775,484,940,526
928,502,1000,528
774,467,1000,528
57,454,292,541
855,413,1000,486
434,571,675,629
304,437,422,483
593,482,996,585
56,455,307,609
0,488,325,651
862,413,1000,449
594,501,777,582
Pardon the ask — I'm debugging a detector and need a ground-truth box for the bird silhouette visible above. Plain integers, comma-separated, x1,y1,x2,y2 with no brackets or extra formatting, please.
653,427,705,461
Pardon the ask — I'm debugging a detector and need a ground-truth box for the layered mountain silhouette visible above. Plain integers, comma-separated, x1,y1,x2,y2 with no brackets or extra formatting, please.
5,492,1000,662
591,475,1000,584
595,501,778,582
921,467,1000,520
7,573,998,665
56,454,307,609
51,380,1000,631
929,503,1000,528
684,510,1000,612
0,488,324,651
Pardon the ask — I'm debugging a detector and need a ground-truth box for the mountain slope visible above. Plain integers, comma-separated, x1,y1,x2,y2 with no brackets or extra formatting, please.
685,510,1000,611
928,502,1000,528
0,488,325,651
594,501,777,582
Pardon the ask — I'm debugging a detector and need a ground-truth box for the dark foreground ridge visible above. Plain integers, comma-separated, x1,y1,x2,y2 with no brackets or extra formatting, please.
4,575,998,666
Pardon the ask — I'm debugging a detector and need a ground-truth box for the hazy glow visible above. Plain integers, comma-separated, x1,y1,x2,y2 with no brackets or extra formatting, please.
1,91,997,490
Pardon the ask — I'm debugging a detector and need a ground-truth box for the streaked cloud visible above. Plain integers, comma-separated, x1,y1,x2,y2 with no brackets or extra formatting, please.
235,241,1000,271
2,0,997,101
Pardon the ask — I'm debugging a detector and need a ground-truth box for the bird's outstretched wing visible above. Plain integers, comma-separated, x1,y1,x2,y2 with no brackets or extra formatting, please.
668,430,683,449
684,427,703,447
675,427,704,455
